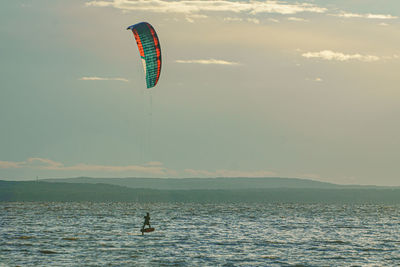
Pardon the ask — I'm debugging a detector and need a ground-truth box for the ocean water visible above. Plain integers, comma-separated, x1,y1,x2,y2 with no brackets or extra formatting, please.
1,202,399,266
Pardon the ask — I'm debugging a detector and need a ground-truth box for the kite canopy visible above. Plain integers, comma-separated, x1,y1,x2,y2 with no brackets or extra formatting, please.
127,22,161,88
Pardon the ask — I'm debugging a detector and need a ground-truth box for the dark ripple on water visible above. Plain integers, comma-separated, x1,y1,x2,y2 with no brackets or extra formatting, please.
1,202,400,266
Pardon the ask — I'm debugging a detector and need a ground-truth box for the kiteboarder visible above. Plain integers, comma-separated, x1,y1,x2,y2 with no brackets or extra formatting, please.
142,212,151,230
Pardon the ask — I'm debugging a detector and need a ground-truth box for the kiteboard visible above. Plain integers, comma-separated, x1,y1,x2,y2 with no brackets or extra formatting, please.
141,227,155,233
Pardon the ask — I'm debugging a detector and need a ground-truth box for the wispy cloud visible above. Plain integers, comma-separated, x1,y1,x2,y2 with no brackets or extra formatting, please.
331,12,397,20
0,160,23,169
287,17,308,22
305,77,323,82
0,158,174,176
184,169,277,177
176,59,240,65
268,18,280,23
247,18,260,24
86,0,327,15
185,14,208,23
224,17,243,22
144,161,164,166
2,158,278,178
302,50,380,62
80,76,129,82
223,17,260,24
27,158,64,169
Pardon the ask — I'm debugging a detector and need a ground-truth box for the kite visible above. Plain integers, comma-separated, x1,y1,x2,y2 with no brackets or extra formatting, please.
127,22,162,88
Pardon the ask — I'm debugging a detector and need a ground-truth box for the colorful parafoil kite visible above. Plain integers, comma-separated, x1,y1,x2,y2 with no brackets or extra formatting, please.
127,22,162,88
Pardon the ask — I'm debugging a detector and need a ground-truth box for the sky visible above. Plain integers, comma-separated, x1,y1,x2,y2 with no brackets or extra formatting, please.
1,0,400,185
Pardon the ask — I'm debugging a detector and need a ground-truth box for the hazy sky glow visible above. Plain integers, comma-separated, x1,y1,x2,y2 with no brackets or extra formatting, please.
1,0,400,185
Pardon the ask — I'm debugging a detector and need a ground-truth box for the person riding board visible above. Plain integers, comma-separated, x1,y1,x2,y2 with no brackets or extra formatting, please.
142,212,151,233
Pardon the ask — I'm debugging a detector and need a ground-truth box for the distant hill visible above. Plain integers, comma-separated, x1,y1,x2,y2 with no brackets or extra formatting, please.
41,177,373,190
1,180,400,203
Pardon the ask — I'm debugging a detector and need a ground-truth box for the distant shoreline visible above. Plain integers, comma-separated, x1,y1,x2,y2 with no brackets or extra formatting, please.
36,176,400,189
1,180,400,203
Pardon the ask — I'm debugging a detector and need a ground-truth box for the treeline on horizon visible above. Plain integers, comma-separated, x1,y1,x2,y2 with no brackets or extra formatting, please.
1,180,400,203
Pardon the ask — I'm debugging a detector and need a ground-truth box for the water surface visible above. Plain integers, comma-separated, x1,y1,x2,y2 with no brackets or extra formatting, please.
1,202,399,266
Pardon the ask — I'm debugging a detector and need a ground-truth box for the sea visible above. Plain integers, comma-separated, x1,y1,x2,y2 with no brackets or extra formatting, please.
1,202,399,266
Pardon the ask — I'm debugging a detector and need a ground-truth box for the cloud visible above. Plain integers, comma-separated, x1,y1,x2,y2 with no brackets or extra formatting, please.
305,77,323,82
331,12,397,20
287,17,308,22
0,158,64,169
0,158,173,176
27,158,64,169
80,76,129,82
302,50,380,62
223,17,259,24
56,163,167,175
247,18,260,24
184,169,277,177
85,0,327,15
1,158,276,178
0,160,23,169
224,17,243,22
175,59,240,65
268,18,280,23
185,14,208,23
185,17,195,23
